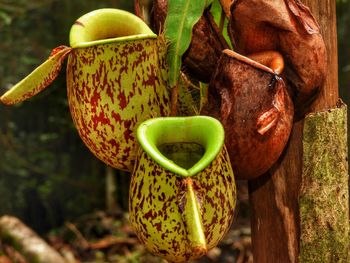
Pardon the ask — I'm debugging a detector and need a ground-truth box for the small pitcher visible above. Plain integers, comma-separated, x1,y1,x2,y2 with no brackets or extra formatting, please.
129,116,236,262
0,9,170,171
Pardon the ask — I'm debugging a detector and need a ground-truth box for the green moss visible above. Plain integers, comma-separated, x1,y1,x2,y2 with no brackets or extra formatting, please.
299,102,350,262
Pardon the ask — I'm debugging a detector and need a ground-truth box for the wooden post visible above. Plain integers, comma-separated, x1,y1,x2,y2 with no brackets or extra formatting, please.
248,0,350,262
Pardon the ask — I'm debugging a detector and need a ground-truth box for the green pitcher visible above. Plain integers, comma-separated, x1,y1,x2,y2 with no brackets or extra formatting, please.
0,9,170,171
129,116,236,262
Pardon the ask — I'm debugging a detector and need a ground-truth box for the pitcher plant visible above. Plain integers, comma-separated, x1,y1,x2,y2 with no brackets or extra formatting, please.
202,50,294,179
0,8,170,171
129,116,236,262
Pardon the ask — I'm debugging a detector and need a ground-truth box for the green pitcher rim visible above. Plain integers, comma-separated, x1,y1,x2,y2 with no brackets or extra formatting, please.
69,8,157,48
137,116,225,177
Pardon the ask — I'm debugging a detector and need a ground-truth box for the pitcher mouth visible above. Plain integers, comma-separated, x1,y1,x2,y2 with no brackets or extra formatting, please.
137,116,225,177
69,8,157,48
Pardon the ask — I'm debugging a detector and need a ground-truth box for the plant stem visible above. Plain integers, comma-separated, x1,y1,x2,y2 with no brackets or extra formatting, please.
219,8,225,32
170,83,179,116
199,82,208,112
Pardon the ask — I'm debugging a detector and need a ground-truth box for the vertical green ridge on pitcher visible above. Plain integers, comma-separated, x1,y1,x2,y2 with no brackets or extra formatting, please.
129,116,236,262
181,177,207,255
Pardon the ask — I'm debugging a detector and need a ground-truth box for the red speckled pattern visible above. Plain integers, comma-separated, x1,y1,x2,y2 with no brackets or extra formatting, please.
129,146,236,262
66,38,170,171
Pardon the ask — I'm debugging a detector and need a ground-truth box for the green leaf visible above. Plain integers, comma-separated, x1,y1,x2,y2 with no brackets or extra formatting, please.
165,0,206,88
205,0,215,7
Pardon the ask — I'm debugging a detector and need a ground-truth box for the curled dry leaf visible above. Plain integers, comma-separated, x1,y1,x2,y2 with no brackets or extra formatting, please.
201,50,294,179
151,0,229,83
228,0,327,113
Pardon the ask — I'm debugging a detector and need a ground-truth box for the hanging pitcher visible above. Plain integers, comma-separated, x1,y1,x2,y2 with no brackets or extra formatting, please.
129,116,236,262
0,9,171,171
202,50,294,179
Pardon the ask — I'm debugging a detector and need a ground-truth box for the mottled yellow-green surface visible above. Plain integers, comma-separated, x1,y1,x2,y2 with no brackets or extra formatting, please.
300,102,349,262
67,37,170,171
129,146,236,262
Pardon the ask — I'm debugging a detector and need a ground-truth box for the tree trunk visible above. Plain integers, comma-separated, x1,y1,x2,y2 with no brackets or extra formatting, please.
299,101,349,262
106,166,118,212
248,0,350,262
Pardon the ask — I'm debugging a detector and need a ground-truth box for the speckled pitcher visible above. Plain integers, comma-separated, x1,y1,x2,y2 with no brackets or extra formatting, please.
1,9,170,171
129,116,236,262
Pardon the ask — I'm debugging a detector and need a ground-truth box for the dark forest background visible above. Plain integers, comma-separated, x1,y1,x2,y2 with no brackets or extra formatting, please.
0,0,349,240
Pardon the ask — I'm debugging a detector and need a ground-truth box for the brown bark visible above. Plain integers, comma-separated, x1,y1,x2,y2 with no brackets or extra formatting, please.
248,0,348,262
106,166,118,212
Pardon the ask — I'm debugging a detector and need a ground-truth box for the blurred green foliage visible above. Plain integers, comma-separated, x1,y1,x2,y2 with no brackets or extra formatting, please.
0,0,349,234
337,1,350,100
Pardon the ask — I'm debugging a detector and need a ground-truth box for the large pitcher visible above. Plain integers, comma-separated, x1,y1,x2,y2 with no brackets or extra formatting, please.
0,9,171,171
